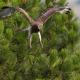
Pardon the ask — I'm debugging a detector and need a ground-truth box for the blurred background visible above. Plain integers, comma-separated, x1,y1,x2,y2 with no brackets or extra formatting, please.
0,0,80,80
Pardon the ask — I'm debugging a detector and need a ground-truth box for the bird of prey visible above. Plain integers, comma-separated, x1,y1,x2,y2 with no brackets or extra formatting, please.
0,6,71,48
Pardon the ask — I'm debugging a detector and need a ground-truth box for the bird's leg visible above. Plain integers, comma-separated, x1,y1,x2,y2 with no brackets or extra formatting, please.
22,26,32,48
29,34,32,48
28,27,32,48
38,31,43,48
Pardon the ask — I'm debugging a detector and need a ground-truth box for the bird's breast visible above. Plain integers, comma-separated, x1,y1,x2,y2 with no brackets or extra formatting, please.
31,24,39,33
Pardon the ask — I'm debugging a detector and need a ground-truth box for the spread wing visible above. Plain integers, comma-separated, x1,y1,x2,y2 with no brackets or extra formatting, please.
0,6,34,24
15,7,34,24
36,7,65,24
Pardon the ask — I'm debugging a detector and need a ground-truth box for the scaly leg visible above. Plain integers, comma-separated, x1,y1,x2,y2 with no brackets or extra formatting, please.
28,28,32,48
38,31,43,48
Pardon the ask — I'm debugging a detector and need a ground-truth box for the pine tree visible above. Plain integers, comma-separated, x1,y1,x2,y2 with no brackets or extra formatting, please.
0,0,80,80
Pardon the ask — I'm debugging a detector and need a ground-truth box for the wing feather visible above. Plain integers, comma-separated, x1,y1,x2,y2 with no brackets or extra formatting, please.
36,7,65,24
0,6,34,24
15,7,34,24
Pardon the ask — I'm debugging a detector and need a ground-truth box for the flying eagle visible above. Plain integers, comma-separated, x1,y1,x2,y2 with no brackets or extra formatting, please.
0,6,71,48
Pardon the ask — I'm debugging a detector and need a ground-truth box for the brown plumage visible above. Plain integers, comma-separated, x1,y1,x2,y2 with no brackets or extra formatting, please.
0,6,71,48
36,7,65,23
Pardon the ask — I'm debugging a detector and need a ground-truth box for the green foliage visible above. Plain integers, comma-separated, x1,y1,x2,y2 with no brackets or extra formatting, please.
0,21,4,34
0,0,80,80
